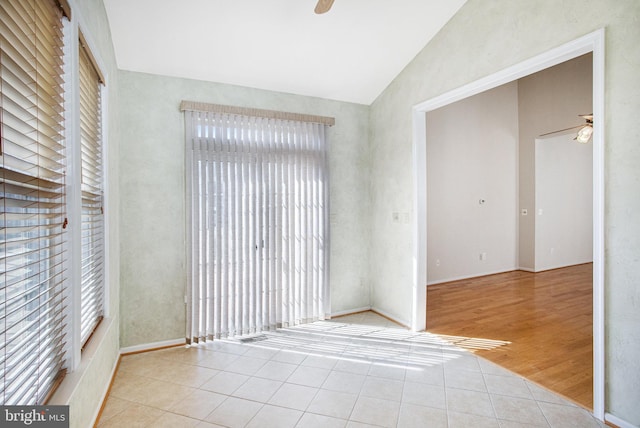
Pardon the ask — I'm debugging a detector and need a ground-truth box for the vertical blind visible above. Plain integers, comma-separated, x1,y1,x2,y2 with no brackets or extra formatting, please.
0,0,68,404
184,107,330,342
78,36,104,346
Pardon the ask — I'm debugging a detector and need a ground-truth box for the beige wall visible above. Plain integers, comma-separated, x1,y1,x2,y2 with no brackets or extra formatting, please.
426,82,518,284
117,71,372,347
518,53,593,270
369,0,640,424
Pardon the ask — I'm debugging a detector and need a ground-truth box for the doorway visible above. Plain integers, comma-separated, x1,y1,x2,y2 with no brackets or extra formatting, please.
411,30,605,420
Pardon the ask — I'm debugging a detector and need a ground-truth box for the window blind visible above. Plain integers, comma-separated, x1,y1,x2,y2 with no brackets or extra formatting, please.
0,0,68,404
78,35,104,346
184,108,331,342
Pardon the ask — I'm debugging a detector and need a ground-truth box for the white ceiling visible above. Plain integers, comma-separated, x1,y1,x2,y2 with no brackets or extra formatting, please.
103,0,467,105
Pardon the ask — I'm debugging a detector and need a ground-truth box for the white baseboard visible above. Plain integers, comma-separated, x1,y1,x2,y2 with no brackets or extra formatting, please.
330,306,372,318
426,267,518,286
120,338,186,355
518,267,536,272
606,413,638,428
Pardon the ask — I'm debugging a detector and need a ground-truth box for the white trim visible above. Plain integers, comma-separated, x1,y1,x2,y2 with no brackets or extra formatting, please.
411,29,606,421
426,268,519,286
120,339,186,355
330,307,372,318
605,413,638,428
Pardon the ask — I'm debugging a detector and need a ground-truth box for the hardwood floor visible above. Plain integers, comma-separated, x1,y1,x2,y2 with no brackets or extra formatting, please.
426,264,593,409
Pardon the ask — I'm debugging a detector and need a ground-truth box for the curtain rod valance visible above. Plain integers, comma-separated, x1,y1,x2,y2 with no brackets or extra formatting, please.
180,100,335,127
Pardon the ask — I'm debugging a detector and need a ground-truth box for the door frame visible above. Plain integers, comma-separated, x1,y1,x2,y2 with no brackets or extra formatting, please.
411,29,605,420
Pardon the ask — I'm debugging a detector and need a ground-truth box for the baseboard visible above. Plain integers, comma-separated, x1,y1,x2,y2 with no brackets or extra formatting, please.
530,261,594,273
330,306,372,318
606,413,638,428
518,267,536,272
427,268,519,286
120,338,186,355
91,355,121,428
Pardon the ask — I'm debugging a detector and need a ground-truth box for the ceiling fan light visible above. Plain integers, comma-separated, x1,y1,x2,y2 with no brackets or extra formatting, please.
575,125,593,143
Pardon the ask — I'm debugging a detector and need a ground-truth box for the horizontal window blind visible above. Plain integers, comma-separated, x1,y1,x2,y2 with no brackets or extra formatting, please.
0,0,68,404
185,109,330,342
78,35,104,346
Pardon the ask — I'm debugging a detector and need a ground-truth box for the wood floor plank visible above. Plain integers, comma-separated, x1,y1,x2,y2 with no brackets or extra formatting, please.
426,264,592,409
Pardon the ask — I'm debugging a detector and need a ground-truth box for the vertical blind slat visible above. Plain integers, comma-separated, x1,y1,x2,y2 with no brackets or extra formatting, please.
185,110,329,342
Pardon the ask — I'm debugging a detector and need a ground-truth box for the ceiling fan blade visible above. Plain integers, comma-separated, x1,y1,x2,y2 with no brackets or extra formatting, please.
315,0,335,14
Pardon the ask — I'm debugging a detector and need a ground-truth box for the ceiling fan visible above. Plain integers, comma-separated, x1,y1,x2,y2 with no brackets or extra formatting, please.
540,114,594,143
315,0,335,14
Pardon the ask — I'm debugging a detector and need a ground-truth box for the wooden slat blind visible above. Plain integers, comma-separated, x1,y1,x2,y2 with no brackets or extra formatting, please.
0,0,68,404
78,34,104,346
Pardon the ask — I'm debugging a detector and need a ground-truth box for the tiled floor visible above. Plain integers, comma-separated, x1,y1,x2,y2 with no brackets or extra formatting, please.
97,312,604,427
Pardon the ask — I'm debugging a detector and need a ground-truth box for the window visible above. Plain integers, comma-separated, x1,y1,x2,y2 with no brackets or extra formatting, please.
1,0,106,405
182,102,333,342
78,33,105,346
1,0,68,404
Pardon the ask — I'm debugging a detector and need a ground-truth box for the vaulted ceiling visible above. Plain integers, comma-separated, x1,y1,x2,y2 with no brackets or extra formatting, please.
103,0,467,105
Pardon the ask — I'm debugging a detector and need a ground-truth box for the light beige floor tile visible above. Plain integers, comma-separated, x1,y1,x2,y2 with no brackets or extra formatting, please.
526,382,577,406
204,396,263,428
306,389,357,419
296,413,347,428
255,360,298,381
333,359,373,375
322,371,366,394
490,395,548,426
405,365,445,386
446,387,495,418
119,354,176,377
345,420,385,427
97,396,133,424
232,376,282,402
169,389,227,420
350,396,400,427
288,365,331,388
225,355,268,375
396,402,447,428
537,401,605,428
203,341,249,355
272,349,307,365
402,381,446,409
441,351,482,372
200,371,249,395
245,404,303,428
484,374,533,399
131,379,195,410
498,420,550,428
155,345,212,364
478,358,515,377
445,367,488,392
109,373,153,400
194,421,226,428
97,403,163,428
360,377,403,401
448,410,501,428
197,351,240,370
301,354,339,370
243,346,279,360
367,363,406,380
150,412,200,427
151,363,219,388
268,383,319,411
